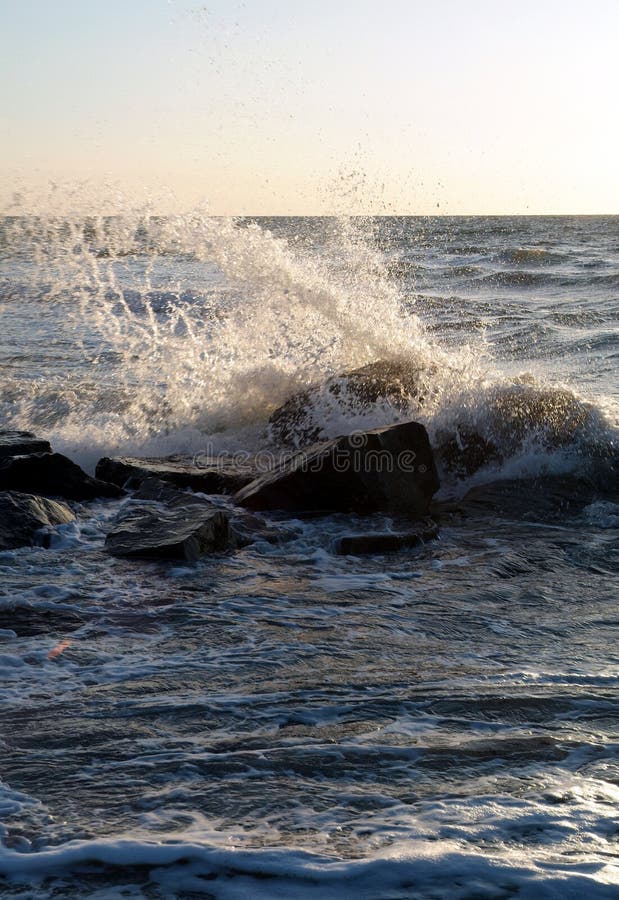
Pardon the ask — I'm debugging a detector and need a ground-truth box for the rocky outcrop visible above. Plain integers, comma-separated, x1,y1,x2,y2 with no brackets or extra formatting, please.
96,454,258,494
334,518,439,555
104,478,230,561
0,430,52,458
0,452,123,501
269,359,435,447
235,421,439,516
0,491,75,550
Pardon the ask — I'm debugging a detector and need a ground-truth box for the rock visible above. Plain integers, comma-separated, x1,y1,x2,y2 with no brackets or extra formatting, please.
229,510,301,548
269,358,435,448
462,472,619,522
334,518,439,555
0,606,84,637
235,421,439,516
436,428,501,477
105,478,230,561
0,453,123,501
435,384,601,479
487,384,594,450
0,430,52,458
96,454,259,494
0,491,75,550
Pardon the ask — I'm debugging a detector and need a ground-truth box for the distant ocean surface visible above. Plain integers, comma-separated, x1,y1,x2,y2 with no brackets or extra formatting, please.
0,214,618,898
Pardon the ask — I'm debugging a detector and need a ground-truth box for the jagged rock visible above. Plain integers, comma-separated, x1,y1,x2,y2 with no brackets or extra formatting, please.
0,453,123,501
269,359,435,448
96,454,258,494
334,518,439,555
0,430,52,458
235,421,439,516
105,478,229,561
0,491,75,550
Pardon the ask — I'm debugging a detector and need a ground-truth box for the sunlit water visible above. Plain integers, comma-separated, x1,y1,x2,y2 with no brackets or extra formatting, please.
0,214,618,898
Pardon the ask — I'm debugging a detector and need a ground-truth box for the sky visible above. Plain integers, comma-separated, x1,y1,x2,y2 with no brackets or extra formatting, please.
1,0,618,214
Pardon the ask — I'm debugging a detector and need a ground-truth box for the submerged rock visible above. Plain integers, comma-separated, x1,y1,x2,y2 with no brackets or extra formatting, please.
269,358,435,448
334,518,439,555
235,421,439,516
0,430,52,458
105,478,230,561
0,452,123,501
96,454,258,494
462,470,619,522
0,491,75,550
0,606,85,637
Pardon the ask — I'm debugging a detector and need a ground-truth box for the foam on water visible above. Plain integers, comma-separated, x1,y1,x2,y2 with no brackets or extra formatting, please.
3,205,615,479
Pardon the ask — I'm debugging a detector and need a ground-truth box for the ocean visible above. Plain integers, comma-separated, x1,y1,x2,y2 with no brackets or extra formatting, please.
0,214,617,898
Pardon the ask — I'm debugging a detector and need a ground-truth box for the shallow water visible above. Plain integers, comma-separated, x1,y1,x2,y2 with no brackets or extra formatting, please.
0,214,618,897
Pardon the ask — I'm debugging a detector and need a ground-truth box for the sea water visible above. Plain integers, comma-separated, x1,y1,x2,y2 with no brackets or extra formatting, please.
0,212,617,897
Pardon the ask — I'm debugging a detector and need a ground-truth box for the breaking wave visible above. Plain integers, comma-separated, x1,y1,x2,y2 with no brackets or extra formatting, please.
0,209,616,482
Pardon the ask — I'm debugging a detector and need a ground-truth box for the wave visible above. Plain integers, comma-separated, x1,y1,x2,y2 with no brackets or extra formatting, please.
1,832,617,899
0,212,616,482
496,247,569,266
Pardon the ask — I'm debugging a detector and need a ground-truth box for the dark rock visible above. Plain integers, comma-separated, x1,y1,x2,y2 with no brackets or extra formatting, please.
0,453,123,501
0,491,75,550
487,384,595,450
0,606,85,637
0,430,52,458
463,472,619,522
235,421,439,516
437,428,501,477
334,518,439,555
96,454,259,494
229,510,301,548
269,358,436,448
105,478,230,561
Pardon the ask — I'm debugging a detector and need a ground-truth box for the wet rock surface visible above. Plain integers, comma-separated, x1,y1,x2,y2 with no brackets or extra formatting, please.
235,421,439,516
0,452,123,501
0,606,85,637
462,470,619,522
104,478,230,561
269,359,435,448
96,454,259,494
0,491,75,550
0,430,52,458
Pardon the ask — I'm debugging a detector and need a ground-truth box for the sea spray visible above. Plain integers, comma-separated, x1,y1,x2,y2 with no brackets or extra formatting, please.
0,207,615,481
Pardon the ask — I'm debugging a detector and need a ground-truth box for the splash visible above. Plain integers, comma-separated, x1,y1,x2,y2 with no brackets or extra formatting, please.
0,208,453,446
0,200,615,480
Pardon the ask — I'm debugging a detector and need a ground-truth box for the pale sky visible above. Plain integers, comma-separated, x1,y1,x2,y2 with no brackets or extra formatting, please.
1,0,618,214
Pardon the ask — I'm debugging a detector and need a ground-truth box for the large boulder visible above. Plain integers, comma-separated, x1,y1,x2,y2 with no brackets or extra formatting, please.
96,454,258,494
105,478,229,561
269,359,435,448
0,430,52,458
0,452,123,501
0,491,75,550
235,421,439,516
436,383,604,479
